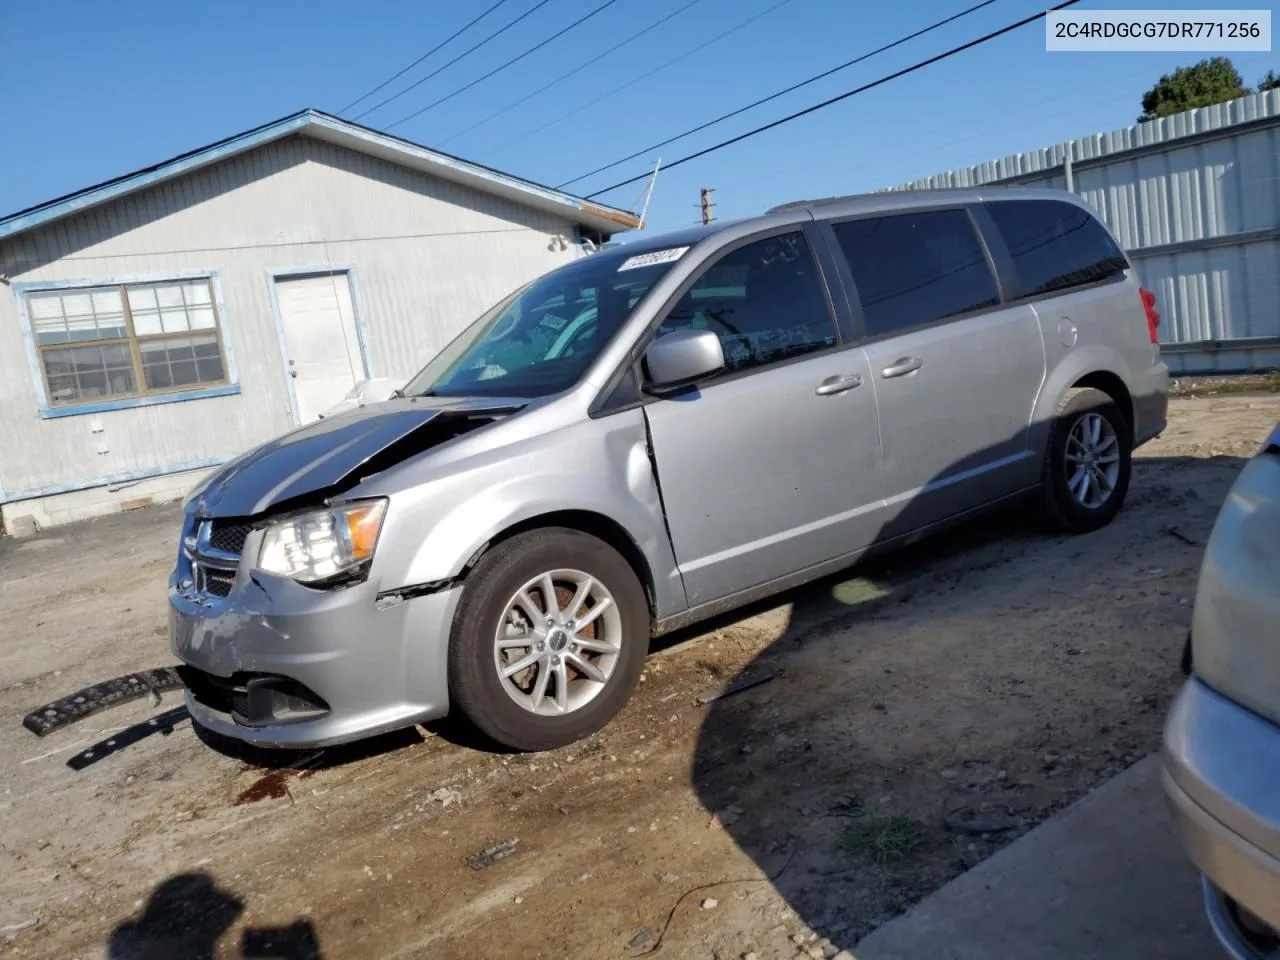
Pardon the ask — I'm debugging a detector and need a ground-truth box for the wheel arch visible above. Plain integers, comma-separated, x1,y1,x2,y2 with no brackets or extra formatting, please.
1033,346,1134,453
466,510,660,623
1069,369,1134,435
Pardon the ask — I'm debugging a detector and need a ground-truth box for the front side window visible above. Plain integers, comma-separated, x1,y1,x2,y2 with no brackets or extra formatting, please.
831,209,999,339
403,247,682,399
984,199,1128,297
654,232,836,375
27,278,227,406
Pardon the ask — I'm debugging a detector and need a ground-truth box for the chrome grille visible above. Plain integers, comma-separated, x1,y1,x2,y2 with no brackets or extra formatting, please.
180,518,244,602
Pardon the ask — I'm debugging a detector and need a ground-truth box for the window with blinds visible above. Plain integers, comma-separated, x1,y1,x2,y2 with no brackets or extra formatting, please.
27,278,228,406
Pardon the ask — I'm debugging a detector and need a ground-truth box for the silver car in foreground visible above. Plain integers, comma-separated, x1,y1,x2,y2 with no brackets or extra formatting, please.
1163,423,1280,958
171,187,1168,752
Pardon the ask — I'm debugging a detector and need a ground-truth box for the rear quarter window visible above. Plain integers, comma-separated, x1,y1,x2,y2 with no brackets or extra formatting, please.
984,199,1128,299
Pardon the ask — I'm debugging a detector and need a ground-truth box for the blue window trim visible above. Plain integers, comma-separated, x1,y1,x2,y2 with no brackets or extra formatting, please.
13,269,241,420
266,264,372,428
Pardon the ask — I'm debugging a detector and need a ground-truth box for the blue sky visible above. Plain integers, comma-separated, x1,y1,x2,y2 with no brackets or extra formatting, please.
2,0,1274,236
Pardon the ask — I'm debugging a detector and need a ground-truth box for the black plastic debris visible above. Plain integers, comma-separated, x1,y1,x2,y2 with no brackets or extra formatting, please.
467,838,520,871
22,667,184,737
67,706,189,771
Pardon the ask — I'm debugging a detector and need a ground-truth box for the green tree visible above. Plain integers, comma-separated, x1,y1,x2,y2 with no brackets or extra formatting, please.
1259,70,1280,92
1139,57,1249,121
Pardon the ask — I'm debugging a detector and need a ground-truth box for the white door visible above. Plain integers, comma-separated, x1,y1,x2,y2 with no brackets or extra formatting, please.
274,272,365,424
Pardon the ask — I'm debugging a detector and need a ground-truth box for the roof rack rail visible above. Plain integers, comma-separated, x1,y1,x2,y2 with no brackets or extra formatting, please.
767,186,1013,214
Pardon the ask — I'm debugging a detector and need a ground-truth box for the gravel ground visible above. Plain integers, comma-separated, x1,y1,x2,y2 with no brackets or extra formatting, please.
1,393,1277,960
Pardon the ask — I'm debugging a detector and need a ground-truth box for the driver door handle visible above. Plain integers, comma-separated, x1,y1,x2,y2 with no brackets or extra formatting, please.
815,373,863,396
881,356,923,379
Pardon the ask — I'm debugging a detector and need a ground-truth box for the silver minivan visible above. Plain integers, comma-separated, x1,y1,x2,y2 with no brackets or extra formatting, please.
1163,422,1280,957
171,187,1169,752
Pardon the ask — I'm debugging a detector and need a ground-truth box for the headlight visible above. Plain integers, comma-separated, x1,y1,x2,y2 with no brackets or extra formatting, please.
257,499,387,585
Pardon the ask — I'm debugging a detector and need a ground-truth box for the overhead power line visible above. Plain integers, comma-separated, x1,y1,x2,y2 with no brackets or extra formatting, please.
584,0,1082,199
336,1,513,116
435,0,709,149
353,0,557,122
632,46,1278,231
383,0,623,132
710,58,1169,195
478,0,799,160
558,0,999,189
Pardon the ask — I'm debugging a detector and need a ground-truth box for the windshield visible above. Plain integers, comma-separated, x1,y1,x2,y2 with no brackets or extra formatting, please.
402,248,684,399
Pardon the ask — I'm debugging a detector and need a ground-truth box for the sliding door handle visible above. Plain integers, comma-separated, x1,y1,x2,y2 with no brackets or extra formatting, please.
881,356,923,379
815,373,863,396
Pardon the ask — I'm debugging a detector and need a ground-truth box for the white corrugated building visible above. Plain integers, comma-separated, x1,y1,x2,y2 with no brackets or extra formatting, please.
0,109,639,534
884,90,1280,375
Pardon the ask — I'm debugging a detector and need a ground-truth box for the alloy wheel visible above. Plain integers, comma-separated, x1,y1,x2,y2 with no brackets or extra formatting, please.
1065,412,1120,508
492,569,622,716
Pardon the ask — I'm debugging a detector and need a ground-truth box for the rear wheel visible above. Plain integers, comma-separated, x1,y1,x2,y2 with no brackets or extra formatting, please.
1041,387,1132,533
447,528,649,751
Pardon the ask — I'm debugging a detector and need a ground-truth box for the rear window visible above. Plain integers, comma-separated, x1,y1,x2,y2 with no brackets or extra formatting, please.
985,199,1128,298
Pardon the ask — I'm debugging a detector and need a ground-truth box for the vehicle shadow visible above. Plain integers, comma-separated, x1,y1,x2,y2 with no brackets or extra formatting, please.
189,710,511,772
649,494,1045,658
107,872,322,959
687,451,1235,953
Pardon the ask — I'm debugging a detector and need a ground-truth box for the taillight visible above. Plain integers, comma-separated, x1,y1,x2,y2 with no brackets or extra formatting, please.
1140,287,1160,344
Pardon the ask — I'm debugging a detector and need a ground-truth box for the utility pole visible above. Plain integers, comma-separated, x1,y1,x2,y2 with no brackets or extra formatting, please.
700,186,715,225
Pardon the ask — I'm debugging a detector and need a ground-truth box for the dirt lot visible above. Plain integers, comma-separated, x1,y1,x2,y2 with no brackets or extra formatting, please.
2,393,1277,960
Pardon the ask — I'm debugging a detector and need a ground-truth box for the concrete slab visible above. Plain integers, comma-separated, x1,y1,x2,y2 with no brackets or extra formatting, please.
855,755,1222,960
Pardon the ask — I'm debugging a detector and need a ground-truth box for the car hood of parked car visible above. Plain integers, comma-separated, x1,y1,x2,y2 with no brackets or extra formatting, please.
187,396,526,518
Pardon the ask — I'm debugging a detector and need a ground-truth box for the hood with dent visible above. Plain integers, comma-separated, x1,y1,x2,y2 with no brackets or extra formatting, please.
189,397,524,518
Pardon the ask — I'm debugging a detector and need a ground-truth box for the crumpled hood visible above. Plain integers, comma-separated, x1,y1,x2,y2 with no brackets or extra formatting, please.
189,397,523,518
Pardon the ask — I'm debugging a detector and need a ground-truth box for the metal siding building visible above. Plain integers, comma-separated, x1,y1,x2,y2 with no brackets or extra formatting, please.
0,111,639,533
886,90,1280,375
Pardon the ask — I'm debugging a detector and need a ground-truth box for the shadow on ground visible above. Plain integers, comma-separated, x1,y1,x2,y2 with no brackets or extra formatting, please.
689,453,1231,953
189,709,514,773
108,872,322,959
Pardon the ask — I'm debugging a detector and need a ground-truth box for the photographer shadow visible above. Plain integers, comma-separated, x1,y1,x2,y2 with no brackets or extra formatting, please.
108,873,322,960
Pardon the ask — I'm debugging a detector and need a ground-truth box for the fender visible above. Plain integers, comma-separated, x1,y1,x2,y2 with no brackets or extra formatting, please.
1029,342,1134,454
364,409,688,621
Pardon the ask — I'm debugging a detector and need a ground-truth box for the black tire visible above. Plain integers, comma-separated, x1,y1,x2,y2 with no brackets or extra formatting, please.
447,528,649,752
1041,387,1132,533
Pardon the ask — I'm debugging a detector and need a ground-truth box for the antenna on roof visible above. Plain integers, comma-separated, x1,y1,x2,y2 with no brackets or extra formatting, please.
634,158,661,229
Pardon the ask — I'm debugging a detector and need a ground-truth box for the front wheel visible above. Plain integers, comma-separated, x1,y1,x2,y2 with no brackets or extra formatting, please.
1041,387,1133,533
447,528,649,751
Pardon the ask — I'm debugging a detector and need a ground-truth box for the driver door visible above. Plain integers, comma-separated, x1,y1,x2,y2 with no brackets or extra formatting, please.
642,230,885,607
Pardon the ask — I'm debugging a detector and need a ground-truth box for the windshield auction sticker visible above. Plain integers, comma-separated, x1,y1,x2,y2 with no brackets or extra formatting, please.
1047,10,1271,51
618,247,690,271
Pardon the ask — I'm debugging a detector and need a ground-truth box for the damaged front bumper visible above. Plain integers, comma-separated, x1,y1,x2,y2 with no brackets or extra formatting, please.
170,570,462,748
